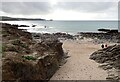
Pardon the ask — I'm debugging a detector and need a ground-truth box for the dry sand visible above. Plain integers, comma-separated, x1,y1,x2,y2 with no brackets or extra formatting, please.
50,39,108,80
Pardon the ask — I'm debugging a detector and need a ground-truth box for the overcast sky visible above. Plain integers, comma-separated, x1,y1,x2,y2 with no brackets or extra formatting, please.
0,0,119,20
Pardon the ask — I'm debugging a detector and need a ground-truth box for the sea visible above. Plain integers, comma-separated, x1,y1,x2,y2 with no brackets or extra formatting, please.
1,20,118,35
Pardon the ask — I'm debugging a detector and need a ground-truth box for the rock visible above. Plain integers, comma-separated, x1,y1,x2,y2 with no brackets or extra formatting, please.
1,23,65,81
90,45,120,65
79,32,120,43
53,32,74,39
90,44,120,81
99,64,113,70
12,24,30,27
32,32,74,41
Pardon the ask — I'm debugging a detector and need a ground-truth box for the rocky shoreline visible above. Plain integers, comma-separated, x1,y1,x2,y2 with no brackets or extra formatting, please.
1,22,120,81
79,32,120,43
1,23,67,81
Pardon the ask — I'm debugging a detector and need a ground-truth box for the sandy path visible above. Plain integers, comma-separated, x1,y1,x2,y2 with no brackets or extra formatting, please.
50,40,108,80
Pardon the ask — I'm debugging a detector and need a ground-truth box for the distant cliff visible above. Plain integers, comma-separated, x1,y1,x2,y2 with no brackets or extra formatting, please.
0,16,46,21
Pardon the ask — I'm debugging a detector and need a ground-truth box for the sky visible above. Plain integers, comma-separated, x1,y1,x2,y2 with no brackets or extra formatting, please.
0,0,119,20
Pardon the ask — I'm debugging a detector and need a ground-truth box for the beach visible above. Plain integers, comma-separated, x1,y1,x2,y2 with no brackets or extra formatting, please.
1,23,120,81
1,1,120,81
51,39,108,80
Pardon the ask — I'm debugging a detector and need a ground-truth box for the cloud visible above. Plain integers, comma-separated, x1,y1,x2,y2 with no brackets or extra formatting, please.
52,2,118,20
55,2,117,13
1,2,117,15
2,0,119,2
0,1,118,20
1,2,52,15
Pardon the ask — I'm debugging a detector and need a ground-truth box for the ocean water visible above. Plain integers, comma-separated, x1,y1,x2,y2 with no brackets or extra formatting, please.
1,20,118,34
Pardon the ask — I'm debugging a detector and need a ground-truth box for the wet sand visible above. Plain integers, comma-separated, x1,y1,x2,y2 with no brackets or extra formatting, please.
50,39,108,80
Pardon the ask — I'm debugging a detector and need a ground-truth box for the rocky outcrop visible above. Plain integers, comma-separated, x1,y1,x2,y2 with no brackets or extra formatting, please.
79,32,120,43
1,23,65,81
98,28,118,33
90,45,120,68
90,44,120,81
32,32,74,40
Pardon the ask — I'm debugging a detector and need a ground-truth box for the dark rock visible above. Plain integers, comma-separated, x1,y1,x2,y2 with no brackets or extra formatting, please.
32,32,74,40
98,28,118,33
32,25,36,27
79,32,120,43
12,24,30,27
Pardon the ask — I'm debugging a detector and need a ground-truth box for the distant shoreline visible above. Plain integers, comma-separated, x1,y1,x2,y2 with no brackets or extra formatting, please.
0,21,119,36
0,16,53,21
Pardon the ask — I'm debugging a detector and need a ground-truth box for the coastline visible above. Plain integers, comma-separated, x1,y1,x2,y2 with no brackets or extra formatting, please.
1,22,120,81
0,20,118,35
